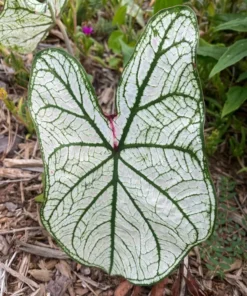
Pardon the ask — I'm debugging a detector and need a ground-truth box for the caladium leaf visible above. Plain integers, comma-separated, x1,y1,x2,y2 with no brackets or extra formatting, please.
29,6,216,285
0,0,67,53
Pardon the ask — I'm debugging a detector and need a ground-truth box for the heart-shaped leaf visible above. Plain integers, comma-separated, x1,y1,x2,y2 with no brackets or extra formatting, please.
0,0,67,53
28,6,216,285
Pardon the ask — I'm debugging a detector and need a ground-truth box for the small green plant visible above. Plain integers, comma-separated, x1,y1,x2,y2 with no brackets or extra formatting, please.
201,177,247,279
0,88,35,135
195,0,247,157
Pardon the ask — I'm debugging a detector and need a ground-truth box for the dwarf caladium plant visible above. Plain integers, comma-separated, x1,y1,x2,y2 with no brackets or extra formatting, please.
0,0,67,53
28,6,216,285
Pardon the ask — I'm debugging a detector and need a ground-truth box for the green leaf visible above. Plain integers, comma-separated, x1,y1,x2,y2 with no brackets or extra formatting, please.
108,56,122,69
28,7,216,285
108,30,125,53
212,13,247,24
222,87,247,117
0,0,67,53
215,17,247,32
119,39,134,66
113,5,127,25
35,193,45,203
154,0,183,13
236,71,247,82
209,39,247,78
198,39,226,60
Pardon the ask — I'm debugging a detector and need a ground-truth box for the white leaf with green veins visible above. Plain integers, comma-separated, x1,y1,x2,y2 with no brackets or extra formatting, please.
29,6,216,285
0,0,66,53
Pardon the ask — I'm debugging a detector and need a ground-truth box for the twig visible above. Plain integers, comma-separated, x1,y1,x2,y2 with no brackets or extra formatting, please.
74,272,111,290
0,261,39,290
75,273,99,296
180,256,189,296
0,168,33,179
48,2,73,55
71,0,77,35
0,227,41,235
0,179,32,186
229,212,247,231
56,18,74,55
0,252,17,296
194,246,203,277
18,242,69,260
3,159,43,168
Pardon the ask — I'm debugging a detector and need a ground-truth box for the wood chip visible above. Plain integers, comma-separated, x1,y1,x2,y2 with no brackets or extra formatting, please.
30,284,46,296
4,201,18,212
3,158,43,168
18,242,69,259
56,260,72,279
46,275,71,296
0,235,9,255
0,261,39,290
114,280,133,296
0,167,33,179
151,278,168,296
0,226,41,235
29,269,53,282
75,272,111,290
74,287,89,296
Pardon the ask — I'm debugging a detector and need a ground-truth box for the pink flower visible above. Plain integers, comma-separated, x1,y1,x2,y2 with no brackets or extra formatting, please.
82,26,94,36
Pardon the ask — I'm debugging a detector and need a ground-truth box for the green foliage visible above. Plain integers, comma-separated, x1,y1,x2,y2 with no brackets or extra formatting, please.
222,86,247,117
200,177,247,279
198,39,226,60
6,52,29,87
108,31,126,53
209,39,247,77
195,0,247,158
215,17,247,32
113,5,127,25
154,0,183,13
0,88,35,135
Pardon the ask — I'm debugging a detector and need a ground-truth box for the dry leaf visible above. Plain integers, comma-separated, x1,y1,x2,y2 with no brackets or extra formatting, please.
29,269,53,282
225,259,242,273
114,280,133,296
40,259,58,270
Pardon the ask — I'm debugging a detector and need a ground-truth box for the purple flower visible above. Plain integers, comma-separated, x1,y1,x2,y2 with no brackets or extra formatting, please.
82,26,94,36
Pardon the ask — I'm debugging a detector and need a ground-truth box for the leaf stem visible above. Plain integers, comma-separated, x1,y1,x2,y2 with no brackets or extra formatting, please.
48,2,74,56
56,18,74,55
